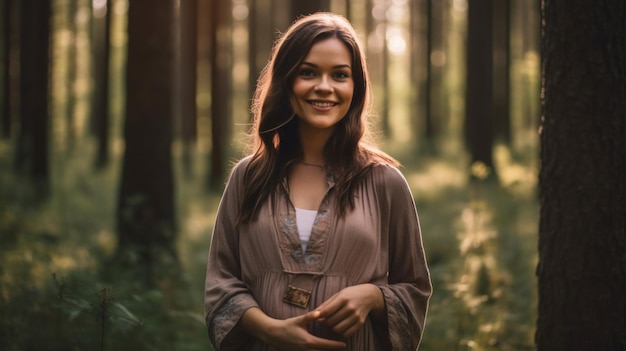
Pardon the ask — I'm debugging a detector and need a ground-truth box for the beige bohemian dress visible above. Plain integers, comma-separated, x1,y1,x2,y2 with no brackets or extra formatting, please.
204,157,431,350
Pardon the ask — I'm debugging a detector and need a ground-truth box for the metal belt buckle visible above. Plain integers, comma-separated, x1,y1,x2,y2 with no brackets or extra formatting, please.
283,284,311,308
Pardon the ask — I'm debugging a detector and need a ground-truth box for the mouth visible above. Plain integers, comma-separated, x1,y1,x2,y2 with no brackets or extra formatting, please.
307,100,338,108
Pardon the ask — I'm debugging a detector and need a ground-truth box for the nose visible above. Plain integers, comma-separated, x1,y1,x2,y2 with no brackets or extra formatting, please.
314,75,333,93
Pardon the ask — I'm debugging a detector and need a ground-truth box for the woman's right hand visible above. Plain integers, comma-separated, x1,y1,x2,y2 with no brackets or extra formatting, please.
241,308,346,350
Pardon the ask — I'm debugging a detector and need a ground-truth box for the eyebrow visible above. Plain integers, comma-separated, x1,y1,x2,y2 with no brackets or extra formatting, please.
300,61,352,70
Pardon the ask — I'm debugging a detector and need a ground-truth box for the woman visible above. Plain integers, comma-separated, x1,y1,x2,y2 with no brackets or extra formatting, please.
204,13,431,351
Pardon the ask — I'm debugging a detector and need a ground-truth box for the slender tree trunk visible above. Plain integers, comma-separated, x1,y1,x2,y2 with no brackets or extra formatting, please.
16,0,51,197
92,0,111,169
380,0,390,138
208,0,233,189
425,0,434,140
248,0,277,106
5,0,20,140
117,0,177,284
465,0,495,179
65,0,78,150
1,0,10,138
179,0,198,177
247,0,258,106
425,0,445,143
290,0,331,19
537,1,626,349
492,0,511,143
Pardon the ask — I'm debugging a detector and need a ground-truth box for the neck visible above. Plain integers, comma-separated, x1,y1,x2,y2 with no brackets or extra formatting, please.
296,160,325,169
298,126,331,166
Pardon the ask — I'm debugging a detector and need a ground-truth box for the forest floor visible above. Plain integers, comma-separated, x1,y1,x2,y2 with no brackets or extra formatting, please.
0,137,539,351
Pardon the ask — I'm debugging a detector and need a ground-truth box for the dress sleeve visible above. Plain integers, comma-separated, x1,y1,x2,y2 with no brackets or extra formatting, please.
204,158,260,350
375,165,432,350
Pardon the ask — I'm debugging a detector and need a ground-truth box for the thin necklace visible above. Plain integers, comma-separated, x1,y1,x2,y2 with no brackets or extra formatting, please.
296,160,325,169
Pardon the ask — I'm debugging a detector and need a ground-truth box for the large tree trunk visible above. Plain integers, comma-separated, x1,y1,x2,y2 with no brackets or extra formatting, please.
117,0,177,284
15,0,51,197
465,0,495,179
537,1,626,350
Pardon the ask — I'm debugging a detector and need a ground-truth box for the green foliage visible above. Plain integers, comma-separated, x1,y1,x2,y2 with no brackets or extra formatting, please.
1,258,209,351
0,135,538,351
0,141,213,351
396,144,538,351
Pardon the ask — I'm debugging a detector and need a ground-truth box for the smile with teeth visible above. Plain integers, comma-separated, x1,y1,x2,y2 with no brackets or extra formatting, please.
308,100,337,108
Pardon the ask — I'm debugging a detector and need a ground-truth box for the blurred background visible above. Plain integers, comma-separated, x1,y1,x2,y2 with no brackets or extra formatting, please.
0,0,540,350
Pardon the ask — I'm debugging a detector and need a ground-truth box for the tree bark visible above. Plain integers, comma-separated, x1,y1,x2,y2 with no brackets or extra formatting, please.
16,0,51,197
117,0,177,283
465,0,495,179
290,0,331,19
1,0,11,138
248,0,277,110
208,0,232,189
92,0,112,169
64,0,78,150
492,0,511,143
179,0,198,177
537,1,626,349
424,0,445,144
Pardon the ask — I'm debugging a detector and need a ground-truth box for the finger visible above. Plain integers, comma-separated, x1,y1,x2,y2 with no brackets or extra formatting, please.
328,314,358,335
315,295,341,318
307,335,346,350
322,305,354,327
339,321,363,338
301,310,322,323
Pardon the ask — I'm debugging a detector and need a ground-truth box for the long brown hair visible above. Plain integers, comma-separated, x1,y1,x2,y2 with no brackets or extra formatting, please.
240,13,398,224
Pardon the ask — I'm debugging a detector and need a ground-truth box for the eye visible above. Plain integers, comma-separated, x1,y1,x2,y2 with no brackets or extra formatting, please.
333,70,351,79
298,68,316,77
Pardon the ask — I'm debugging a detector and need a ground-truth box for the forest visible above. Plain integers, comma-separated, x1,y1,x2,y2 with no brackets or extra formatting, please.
1,0,624,351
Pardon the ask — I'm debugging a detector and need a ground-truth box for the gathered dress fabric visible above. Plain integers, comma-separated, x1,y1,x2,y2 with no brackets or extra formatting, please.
204,157,432,350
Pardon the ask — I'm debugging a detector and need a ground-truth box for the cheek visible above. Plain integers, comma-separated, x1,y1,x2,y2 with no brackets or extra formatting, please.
343,87,355,107
345,83,355,100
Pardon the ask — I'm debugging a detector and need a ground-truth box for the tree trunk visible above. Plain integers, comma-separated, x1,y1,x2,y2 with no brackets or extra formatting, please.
208,0,232,189
64,0,78,151
92,0,112,169
16,0,51,197
465,0,495,179
117,0,177,284
537,1,626,350
380,1,390,138
425,0,445,143
1,0,11,138
248,0,276,110
492,0,511,143
290,0,331,19
179,0,198,178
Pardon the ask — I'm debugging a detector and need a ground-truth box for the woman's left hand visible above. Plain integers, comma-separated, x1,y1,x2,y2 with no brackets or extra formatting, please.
314,284,385,338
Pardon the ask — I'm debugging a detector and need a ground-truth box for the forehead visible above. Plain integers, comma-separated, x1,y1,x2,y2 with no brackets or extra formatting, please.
303,37,352,66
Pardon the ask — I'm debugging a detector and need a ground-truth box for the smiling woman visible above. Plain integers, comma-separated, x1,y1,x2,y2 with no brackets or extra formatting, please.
290,37,354,136
203,13,432,351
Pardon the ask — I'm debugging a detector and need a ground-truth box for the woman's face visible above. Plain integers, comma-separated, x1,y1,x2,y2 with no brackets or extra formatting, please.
290,37,354,135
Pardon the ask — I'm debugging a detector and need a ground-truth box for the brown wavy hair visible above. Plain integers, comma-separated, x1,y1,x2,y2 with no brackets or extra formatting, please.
240,12,398,224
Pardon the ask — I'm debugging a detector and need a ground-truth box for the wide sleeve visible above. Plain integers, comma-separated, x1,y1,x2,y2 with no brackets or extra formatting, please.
204,158,260,350
375,165,432,350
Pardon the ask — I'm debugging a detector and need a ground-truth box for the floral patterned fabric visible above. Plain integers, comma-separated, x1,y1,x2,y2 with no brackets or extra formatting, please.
204,157,431,350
